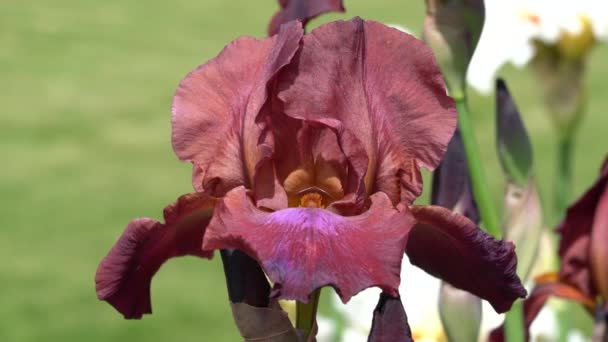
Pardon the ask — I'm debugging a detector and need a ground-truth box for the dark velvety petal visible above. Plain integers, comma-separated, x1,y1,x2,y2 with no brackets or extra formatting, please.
268,0,345,36
488,280,594,342
278,18,457,205
230,301,299,341
406,205,527,313
431,127,479,223
95,193,216,319
172,22,303,196
558,157,608,297
221,249,271,307
496,78,533,184
368,293,413,342
203,187,415,303
367,292,414,342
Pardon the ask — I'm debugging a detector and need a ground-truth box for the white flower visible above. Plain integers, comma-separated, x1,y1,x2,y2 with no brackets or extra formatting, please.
468,0,608,94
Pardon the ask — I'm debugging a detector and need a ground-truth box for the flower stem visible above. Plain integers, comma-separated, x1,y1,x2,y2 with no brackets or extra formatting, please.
505,300,525,342
456,96,524,342
454,98,501,238
296,288,321,338
554,134,573,222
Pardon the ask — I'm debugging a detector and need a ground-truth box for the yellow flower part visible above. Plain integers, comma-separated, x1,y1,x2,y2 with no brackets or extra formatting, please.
558,15,596,60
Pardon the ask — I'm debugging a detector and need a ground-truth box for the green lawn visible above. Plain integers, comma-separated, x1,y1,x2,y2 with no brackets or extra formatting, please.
1,1,607,341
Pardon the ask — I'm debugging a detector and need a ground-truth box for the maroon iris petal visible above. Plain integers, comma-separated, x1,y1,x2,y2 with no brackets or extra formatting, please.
268,0,345,36
278,18,457,205
172,22,303,196
590,160,608,300
95,193,216,319
558,157,608,297
406,205,527,313
488,281,594,342
203,187,416,303
368,293,413,342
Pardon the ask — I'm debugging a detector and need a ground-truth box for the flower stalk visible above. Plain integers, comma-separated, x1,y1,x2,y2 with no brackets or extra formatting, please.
457,92,525,342
555,134,574,220
454,97,501,238
296,289,321,338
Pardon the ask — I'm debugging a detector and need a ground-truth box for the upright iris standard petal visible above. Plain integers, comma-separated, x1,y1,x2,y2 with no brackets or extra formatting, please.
278,18,457,205
406,205,527,313
172,22,303,196
203,186,416,303
368,293,413,342
558,158,608,297
95,193,216,319
268,0,345,36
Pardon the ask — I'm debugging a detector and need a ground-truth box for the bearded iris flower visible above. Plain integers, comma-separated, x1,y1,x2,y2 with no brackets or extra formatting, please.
95,18,525,337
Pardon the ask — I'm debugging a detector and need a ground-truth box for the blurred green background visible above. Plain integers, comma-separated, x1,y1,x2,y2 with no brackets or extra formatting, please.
1,0,607,341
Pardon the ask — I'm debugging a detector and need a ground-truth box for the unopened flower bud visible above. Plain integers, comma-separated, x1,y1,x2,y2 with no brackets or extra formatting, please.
423,0,485,99
439,282,482,342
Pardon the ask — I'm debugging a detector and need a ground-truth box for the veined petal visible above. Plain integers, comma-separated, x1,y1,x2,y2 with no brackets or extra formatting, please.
95,193,216,319
368,293,413,342
406,205,527,313
278,18,456,205
172,22,303,196
203,186,416,303
558,157,608,297
268,0,345,36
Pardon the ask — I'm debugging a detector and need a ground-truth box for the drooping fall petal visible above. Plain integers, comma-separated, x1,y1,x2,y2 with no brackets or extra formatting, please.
406,205,527,313
172,22,303,196
268,0,345,36
95,193,216,319
278,18,457,205
558,157,608,297
368,293,413,342
203,186,416,303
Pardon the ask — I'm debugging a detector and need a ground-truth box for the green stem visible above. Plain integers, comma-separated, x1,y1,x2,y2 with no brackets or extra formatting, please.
455,98,501,238
505,300,525,342
554,134,573,222
296,288,321,339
